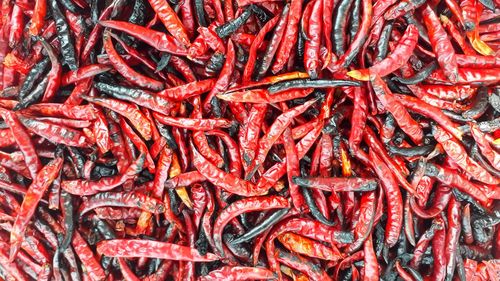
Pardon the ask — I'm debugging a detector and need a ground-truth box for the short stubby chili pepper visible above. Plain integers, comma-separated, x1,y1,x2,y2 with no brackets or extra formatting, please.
0,0,498,279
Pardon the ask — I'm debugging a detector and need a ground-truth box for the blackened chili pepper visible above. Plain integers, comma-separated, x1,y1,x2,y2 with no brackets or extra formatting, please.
215,6,253,38
49,0,78,70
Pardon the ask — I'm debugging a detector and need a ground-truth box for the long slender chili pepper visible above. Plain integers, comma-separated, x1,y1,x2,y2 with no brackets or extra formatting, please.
371,75,423,144
257,5,289,79
148,0,190,47
97,239,218,261
10,155,63,260
215,6,253,38
348,24,419,81
268,79,361,93
303,0,322,78
213,195,289,255
369,149,402,248
245,98,318,179
62,155,144,195
99,20,187,55
269,0,301,73
0,1,499,279
204,40,235,111
103,30,164,91
199,266,276,281
0,109,41,179
191,143,265,197
433,125,498,185
82,95,152,140
30,0,47,36
242,17,278,84
49,0,78,70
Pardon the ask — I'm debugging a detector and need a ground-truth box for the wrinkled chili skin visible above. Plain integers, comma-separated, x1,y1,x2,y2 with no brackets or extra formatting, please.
49,0,78,70
0,0,499,279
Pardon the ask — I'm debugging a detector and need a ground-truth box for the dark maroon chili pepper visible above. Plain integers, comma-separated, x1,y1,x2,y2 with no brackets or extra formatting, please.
462,87,489,120
95,82,174,114
215,6,253,38
256,5,289,80
49,0,78,70
333,0,355,57
0,1,499,279
16,57,50,102
267,79,362,93
392,61,438,85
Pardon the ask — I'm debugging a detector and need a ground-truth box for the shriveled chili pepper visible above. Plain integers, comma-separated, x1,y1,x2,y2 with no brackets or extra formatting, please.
0,1,498,279
10,154,63,259
82,95,152,140
369,149,402,248
348,24,419,81
433,125,498,185
99,20,187,55
49,0,78,70
214,195,289,255
148,0,190,47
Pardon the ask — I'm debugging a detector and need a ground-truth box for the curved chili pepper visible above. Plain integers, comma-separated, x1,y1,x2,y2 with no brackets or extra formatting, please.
154,114,234,131
103,30,164,91
10,155,63,259
245,98,318,179
83,95,152,140
267,79,362,93
99,20,187,55
257,5,289,79
271,0,303,74
148,0,190,47
199,266,276,281
364,234,380,281
278,232,342,261
79,191,165,216
275,248,333,281
0,109,41,179
204,39,235,111
303,0,322,78
422,5,459,82
61,155,144,196
49,0,78,70
215,6,253,38
410,185,452,219
293,176,377,192
213,195,288,256
433,125,498,185
30,0,47,36
371,75,423,144
97,238,219,261
242,16,279,83
19,117,90,148
191,142,265,196
369,149,403,248
348,24,419,81
17,57,50,102
424,163,489,206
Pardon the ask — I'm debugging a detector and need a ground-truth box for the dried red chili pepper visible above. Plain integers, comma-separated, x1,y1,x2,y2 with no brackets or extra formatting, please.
0,1,498,279
348,24,419,81
10,154,63,259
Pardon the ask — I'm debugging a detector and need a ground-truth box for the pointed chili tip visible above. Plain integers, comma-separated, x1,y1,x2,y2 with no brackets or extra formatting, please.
346,70,369,81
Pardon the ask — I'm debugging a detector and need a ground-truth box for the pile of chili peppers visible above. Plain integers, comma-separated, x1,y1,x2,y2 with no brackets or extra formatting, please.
0,0,500,280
